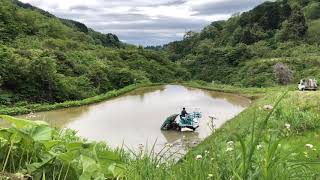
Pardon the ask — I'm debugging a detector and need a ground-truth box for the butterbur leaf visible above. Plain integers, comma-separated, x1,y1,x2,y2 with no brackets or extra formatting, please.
26,157,53,173
0,115,48,129
42,140,62,150
97,151,124,177
58,151,79,163
107,163,125,178
31,126,53,141
97,150,120,162
79,155,103,180
66,142,85,151
0,129,11,140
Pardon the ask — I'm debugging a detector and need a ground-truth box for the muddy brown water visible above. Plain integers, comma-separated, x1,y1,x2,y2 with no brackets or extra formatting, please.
16,85,250,155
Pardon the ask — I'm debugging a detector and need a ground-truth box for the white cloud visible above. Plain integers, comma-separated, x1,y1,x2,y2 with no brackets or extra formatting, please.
19,0,268,45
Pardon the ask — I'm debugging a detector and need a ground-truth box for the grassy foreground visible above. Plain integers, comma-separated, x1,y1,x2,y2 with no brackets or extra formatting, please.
125,81,320,179
1,82,320,179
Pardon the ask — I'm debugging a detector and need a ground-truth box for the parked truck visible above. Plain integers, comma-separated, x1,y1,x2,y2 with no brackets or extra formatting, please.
298,79,317,91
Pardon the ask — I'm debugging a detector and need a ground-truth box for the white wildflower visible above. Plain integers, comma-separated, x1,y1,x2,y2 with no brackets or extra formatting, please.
257,144,263,150
226,147,234,152
263,105,273,110
138,144,144,151
226,141,235,152
208,174,213,178
305,144,314,149
14,173,24,179
196,155,203,160
165,143,173,147
285,123,291,130
156,164,160,168
205,150,210,154
227,141,234,146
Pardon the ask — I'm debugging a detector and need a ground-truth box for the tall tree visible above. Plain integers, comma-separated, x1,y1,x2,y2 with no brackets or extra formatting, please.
276,7,308,41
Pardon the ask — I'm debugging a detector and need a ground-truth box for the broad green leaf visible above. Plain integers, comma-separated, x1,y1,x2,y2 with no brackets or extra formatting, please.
97,151,120,162
79,155,103,180
58,151,79,163
31,126,53,141
42,140,62,150
0,128,11,140
97,151,123,177
0,115,48,129
66,142,85,151
26,157,53,173
107,163,125,178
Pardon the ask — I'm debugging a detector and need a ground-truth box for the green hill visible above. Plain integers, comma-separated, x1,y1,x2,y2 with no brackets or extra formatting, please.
0,0,189,105
164,0,320,87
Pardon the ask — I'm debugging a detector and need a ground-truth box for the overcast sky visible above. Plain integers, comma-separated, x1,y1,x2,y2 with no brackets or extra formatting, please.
20,0,268,46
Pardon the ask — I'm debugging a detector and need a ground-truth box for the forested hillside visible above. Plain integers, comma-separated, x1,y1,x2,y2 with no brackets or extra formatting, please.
1,0,320,105
164,0,320,87
0,0,189,105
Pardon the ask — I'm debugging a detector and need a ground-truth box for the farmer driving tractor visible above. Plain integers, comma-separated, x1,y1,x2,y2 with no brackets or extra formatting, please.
180,107,188,118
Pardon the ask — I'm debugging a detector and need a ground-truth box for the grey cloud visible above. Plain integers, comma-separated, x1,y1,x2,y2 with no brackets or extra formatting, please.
147,0,187,7
192,0,267,15
91,17,207,30
97,13,150,22
21,0,269,45
162,0,187,6
69,5,96,11
53,11,88,20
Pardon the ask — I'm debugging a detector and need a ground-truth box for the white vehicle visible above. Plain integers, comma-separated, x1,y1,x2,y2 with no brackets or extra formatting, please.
298,79,317,91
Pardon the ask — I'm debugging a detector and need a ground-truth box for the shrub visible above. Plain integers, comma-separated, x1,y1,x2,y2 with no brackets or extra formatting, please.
274,63,293,85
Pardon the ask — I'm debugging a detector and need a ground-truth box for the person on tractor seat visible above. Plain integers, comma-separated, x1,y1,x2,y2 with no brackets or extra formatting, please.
180,108,188,119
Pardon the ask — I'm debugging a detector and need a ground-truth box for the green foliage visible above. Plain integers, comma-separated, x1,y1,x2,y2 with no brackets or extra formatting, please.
305,2,320,20
0,0,187,105
0,115,125,179
307,19,320,44
164,0,319,88
276,7,308,41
